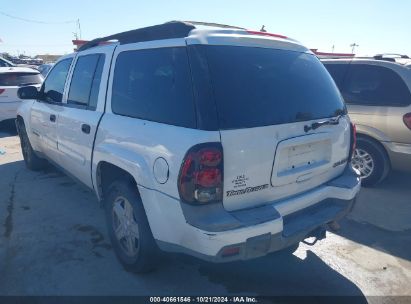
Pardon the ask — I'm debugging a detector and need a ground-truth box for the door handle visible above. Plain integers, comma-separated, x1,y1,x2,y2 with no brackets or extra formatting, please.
81,124,91,134
49,114,56,122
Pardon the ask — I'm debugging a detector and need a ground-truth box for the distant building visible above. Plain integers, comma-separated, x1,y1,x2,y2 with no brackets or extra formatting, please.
72,40,89,51
310,49,354,58
35,54,61,63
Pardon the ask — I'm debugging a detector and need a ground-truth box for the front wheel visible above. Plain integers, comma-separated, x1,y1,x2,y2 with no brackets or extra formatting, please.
105,180,159,273
351,137,390,187
17,121,47,171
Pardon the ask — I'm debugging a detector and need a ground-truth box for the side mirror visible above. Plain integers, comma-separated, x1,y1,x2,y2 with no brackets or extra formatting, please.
17,86,40,100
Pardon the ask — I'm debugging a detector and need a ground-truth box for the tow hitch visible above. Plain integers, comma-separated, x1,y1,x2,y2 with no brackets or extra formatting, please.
302,226,327,246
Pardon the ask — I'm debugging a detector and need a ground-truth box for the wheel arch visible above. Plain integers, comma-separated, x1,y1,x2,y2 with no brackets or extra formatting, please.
96,160,139,202
356,132,391,163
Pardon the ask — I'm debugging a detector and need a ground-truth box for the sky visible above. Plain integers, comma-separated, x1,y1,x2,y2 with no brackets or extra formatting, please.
0,0,410,57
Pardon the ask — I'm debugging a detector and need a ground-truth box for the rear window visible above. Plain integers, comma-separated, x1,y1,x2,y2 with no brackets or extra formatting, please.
0,72,43,86
324,63,350,89
343,64,411,106
201,46,346,129
111,47,196,128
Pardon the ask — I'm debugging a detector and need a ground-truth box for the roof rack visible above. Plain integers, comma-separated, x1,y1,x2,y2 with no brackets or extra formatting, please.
374,53,409,62
77,20,286,52
77,21,195,52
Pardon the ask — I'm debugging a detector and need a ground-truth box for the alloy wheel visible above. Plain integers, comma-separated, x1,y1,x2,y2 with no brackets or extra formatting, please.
352,148,375,178
112,196,140,257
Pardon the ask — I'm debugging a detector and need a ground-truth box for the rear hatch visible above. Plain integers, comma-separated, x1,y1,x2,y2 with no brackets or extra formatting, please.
200,45,350,211
0,71,43,102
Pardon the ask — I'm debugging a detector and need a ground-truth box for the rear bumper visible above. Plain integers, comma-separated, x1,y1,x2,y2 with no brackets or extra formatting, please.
382,141,411,172
0,101,20,122
154,166,361,262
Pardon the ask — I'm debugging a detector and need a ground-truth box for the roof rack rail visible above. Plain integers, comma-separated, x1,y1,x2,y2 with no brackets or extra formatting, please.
77,21,195,52
182,21,246,30
374,53,409,62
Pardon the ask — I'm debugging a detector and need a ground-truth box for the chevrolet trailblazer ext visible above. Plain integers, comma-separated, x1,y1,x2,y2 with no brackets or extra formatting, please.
16,21,360,273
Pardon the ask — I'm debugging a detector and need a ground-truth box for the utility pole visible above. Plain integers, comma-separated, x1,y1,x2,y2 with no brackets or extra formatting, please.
77,18,82,39
331,45,335,53
350,43,359,54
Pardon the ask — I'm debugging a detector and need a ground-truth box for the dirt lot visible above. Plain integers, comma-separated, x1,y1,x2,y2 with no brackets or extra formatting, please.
1,124,411,301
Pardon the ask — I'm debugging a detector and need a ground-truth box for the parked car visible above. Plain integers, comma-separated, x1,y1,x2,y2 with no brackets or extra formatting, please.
322,55,411,186
0,56,15,67
16,21,360,273
0,67,43,124
36,63,54,77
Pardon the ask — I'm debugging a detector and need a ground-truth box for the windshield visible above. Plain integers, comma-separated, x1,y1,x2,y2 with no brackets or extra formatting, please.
0,72,43,86
0,57,15,67
200,45,346,129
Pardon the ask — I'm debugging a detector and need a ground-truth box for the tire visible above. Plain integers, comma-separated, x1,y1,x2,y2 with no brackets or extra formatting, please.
104,180,158,273
17,121,47,171
351,137,390,187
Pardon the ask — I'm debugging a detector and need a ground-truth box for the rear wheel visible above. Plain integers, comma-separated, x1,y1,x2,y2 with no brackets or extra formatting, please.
17,121,47,171
105,180,158,273
351,137,390,187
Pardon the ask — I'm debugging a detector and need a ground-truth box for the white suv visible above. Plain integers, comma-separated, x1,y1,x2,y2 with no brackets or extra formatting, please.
16,21,360,273
0,67,43,124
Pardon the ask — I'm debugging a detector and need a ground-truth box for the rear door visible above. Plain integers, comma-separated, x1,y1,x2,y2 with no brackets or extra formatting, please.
57,46,113,188
30,58,73,162
197,45,351,211
341,63,411,144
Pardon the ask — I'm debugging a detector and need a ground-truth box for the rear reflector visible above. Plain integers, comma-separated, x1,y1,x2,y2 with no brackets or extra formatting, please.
403,113,411,130
247,30,288,39
221,246,240,257
0,89,5,95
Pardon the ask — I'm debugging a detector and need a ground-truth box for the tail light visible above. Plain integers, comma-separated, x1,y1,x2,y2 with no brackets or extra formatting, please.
0,89,5,95
403,113,411,130
348,122,357,160
178,143,223,204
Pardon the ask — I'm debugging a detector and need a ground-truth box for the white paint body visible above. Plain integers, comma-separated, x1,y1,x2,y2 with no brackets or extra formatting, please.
17,28,360,259
0,67,42,122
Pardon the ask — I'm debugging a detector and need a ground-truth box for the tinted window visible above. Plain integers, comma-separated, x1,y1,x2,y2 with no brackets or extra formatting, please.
89,55,105,109
0,73,43,86
343,64,411,106
324,63,350,89
112,47,196,128
0,58,14,67
202,46,346,129
68,54,105,108
42,58,72,103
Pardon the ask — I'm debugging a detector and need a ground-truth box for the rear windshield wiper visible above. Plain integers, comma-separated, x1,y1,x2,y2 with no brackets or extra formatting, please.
304,114,344,133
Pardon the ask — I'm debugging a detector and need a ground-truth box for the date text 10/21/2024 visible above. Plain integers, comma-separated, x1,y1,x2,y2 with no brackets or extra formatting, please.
149,297,258,303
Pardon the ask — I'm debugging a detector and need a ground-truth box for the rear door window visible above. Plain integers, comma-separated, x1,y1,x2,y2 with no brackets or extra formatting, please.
42,58,73,103
343,64,411,106
323,63,350,90
68,54,105,109
0,73,43,86
200,45,346,129
111,47,196,128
